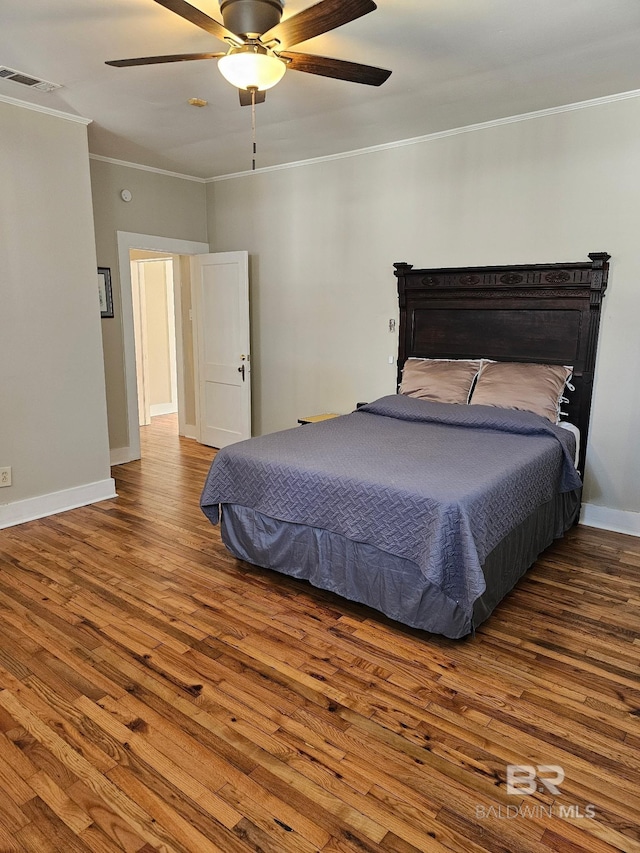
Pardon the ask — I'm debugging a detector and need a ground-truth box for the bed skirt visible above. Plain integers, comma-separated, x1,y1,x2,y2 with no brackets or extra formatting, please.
219,489,581,639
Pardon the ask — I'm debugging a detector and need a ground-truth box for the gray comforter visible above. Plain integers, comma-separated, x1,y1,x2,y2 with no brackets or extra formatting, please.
200,395,581,618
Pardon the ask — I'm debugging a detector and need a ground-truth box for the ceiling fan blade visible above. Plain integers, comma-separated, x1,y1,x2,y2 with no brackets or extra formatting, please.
261,0,376,49
106,52,225,67
279,51,391,86
150,0,242,45
239,89,267,106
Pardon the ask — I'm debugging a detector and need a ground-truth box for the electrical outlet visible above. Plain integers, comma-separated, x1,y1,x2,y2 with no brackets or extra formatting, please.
0,467,11,487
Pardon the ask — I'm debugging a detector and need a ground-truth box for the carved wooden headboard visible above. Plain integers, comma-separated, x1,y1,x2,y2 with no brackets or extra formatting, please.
394,253,610,475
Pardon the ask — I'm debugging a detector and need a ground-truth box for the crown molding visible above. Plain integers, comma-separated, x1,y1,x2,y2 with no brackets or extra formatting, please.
207,86,640,182
0,92,91,124
89,153,206,183
14,83,635,182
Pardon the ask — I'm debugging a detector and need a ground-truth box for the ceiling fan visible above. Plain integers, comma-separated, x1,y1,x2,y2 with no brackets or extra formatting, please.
106,0,392,106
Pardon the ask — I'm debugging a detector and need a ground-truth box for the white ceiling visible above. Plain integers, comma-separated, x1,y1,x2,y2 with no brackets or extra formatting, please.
4,0,640,179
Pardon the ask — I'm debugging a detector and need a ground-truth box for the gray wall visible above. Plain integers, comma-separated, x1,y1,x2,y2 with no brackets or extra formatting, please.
90,159,208,450
206,95,640,518
0,100,112,513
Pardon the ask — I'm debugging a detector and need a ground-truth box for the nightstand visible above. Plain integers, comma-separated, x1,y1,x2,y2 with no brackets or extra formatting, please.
297,413,341,425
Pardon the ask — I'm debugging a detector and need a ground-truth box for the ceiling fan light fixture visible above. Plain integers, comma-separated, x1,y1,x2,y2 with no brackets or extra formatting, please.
218,44,286,91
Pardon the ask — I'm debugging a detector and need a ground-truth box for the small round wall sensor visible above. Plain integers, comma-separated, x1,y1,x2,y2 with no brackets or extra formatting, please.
120,189,132,202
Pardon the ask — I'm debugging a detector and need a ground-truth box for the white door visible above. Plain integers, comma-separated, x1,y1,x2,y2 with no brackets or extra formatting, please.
192,251,251,448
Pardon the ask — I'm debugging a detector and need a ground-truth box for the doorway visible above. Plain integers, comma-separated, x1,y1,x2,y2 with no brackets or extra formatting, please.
130,252,178,428
116,232,210,462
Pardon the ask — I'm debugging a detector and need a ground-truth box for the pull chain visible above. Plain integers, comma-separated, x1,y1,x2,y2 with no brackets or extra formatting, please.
251,87,257,171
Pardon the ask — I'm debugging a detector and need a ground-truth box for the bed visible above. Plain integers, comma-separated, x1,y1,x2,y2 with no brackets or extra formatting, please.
201,253,610,638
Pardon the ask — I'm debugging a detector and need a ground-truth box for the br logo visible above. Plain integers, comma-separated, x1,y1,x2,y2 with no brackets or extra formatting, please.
506,765,565,796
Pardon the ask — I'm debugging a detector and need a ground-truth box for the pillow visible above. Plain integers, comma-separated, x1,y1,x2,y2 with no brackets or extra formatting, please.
469,361,573,423
399,358,482,405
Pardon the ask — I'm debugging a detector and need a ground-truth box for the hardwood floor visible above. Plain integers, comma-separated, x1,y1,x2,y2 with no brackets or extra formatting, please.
0,414,638,853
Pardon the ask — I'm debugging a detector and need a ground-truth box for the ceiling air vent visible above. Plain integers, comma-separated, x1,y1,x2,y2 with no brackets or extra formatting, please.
0,66,62,93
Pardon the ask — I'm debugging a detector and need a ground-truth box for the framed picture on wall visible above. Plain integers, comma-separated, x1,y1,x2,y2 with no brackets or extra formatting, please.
98,267,114,318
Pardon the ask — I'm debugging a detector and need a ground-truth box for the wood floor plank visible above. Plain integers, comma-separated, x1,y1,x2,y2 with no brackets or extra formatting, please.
0,690,192,853
75,695,243,830
0,414,638,852
28,769,94,834
66,779,149,853
16,796,92,853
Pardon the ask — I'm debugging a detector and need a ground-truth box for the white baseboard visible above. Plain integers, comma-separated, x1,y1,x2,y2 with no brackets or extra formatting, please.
182,424,198,440
150,402,178,417
0,478,117,530
580,503,640,537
